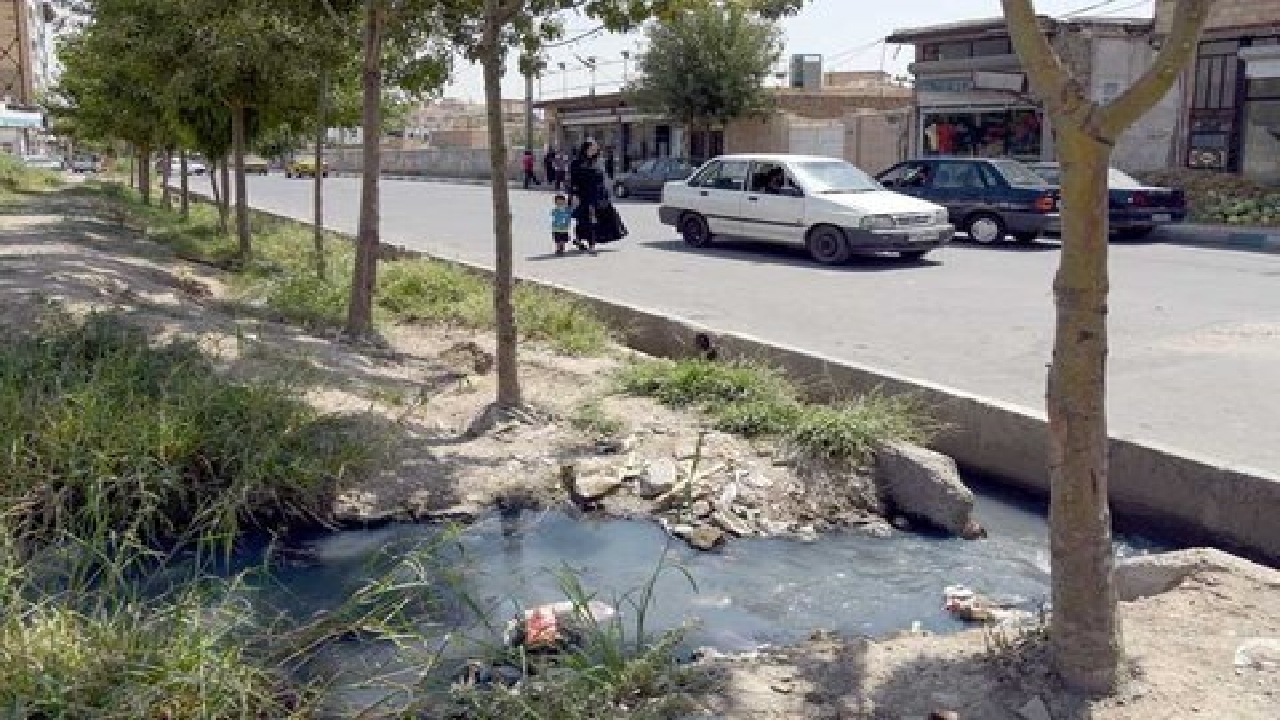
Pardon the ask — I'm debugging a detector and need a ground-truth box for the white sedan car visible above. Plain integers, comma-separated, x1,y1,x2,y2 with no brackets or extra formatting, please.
660,154,953,264
168,158,207,176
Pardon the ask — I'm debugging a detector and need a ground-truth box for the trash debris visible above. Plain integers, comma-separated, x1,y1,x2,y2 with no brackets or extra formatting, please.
503,600,618,652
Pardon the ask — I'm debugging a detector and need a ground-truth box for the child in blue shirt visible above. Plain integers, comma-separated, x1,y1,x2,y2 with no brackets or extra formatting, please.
551,194,573,255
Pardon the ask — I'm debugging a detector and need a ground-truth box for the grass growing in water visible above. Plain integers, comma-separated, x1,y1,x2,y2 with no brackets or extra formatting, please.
0,312,369,547
90,182,612,354
618,357,935,463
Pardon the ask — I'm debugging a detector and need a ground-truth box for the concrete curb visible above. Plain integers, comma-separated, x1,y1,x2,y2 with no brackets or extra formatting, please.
221,196,1280,563
1155,224,1280,255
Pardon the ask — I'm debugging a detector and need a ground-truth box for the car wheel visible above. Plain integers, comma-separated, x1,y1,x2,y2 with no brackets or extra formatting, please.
965,213,1007,245
680,213,713,248
1013,232,1039,243
900,249,932,261
806,225,853,265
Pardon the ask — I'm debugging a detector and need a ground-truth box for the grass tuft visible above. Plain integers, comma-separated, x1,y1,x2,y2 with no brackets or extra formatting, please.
569,399,627,439
619,358,936,463
0,153,64,194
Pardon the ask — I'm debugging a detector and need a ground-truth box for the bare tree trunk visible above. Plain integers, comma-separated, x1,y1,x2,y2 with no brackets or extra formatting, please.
161,148,173,209
481,0,522,409
231,101,252,259
209,154,223,228
179,150,190,220
219,156,232,234
314,69,329,280
138,145,152,205
127,146,135,188
346,0,385,337
1047,125,1120,692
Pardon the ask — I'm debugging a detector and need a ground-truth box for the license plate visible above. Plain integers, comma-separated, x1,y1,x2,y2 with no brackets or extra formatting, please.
1152,213,1173,222
910,231,937,242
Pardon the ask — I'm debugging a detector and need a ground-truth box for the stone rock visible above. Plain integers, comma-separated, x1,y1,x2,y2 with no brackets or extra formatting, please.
1018,696,1052,720
1233,638,1280,671
690,500,713,518
1115,548,1280,601
439,341,495,375
859,520,895,539
575,474,623,502
333,491,393,526
711,509,755,537
639,458,680,499
874,442,977,537
681,525,726,551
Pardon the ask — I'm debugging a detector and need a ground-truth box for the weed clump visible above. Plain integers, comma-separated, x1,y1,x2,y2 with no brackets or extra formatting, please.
619,358,935,463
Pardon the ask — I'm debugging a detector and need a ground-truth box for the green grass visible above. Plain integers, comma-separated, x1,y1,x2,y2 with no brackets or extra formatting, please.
91,183,613,355
0,153,64,194
569,399,627,439
618,358,936,463
0,312,370,548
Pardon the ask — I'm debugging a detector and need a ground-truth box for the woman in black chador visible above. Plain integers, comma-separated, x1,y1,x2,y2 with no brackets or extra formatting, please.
567,139,627,254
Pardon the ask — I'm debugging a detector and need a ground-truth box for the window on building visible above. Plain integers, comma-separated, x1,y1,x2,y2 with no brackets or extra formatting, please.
917,37,1012,63
919,43,940,62
972,37,1013,57
937,41,973,60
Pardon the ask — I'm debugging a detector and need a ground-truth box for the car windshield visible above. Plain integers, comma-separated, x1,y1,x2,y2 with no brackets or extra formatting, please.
790,160,882,193
1107,168,1143,188
992,159,1049,187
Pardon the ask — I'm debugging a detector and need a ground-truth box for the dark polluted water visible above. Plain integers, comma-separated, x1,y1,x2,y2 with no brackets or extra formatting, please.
235,483,1165,713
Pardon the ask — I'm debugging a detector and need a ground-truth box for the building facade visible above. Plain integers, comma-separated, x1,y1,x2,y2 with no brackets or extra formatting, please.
1160,0,1280,180
887,15,1179,172
0,1,55,154
536,74,911,172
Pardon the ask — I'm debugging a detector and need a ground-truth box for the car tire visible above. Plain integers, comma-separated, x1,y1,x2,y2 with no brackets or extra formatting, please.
680,213,713,248
964,213,1007,245
900,249,932,261
614,182,628,199
1013,231,1039,243
806,225,853,265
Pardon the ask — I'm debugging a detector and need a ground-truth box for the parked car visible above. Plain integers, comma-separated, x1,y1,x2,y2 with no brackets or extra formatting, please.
1025,162,1187,239
659,154,953,265
613,158,694,199
877,157,1060,244
165,158,207,176
243,155,271,175
286,159,329,178
21,154,63,170
70,155,101,173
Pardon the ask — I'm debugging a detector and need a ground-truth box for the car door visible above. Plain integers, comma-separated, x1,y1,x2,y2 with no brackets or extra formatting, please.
743,161,807,243
925,161,989,224
687,159,749,235
645,159,677,195
629,159,659,195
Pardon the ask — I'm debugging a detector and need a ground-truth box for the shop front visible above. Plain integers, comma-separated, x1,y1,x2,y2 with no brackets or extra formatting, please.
913,73,1047,162
1185,37,1280,181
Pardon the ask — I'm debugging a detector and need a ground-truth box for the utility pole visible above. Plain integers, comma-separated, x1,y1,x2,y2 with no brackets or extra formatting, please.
524,70,534,151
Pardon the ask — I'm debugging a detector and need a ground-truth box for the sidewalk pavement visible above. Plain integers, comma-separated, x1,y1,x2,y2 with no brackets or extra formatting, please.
1152,222,1280,255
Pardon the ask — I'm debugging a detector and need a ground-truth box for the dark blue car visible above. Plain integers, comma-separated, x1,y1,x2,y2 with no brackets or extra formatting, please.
1026,163,1188,239
877,157,1060,244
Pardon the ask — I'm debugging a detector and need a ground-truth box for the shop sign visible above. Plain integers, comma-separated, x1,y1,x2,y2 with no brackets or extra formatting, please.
973,71,1026,93
916,76,974,93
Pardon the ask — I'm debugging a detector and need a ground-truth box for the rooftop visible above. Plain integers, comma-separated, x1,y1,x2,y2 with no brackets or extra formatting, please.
886,14,1153,44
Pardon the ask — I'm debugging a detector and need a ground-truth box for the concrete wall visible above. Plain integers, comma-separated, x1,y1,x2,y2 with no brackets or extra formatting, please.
1157,0,1280,35
323,147,525,179
1093,36,1182,172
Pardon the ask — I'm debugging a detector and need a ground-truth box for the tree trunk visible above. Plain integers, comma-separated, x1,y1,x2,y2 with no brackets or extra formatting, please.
138,146,152,205
231,101,252,259
314,69,329,280
161,148,173,209
179,150,190,220
219,156,232,234
482,0,522,409
346,0,385,337
209,154,223,230
1046,126,1121,693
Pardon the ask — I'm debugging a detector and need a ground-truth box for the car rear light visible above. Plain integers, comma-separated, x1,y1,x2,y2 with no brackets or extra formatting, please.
1034,194,1056,213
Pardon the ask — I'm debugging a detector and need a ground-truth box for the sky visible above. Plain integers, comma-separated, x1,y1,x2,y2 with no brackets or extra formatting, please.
443,0,1157,102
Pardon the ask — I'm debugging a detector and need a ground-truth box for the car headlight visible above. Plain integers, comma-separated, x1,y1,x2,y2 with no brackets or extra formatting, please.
933,208,949,225
860,215,896,231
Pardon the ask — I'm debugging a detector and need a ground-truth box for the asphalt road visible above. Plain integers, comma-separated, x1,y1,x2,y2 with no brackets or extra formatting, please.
205,175,1280,475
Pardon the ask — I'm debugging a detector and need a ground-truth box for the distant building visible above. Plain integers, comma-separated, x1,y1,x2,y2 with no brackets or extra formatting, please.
328,98,539,151
536,79,911,172
1159,0,1280,180
887,14,1178,172
0,1,56,154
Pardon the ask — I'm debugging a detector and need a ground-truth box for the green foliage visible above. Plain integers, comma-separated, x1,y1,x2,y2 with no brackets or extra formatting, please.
0,312,370,546
569,399,627,439
1136,169,1280,226
619,358,935,463
0,154,65,193
628,3,783,136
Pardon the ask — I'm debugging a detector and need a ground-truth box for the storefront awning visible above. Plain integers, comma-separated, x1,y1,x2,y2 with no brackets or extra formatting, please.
1240,46,1280,80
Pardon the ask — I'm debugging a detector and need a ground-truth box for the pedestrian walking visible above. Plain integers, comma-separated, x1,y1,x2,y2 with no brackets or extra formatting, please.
567,139,627,255
551,194,574,256
521,150,540,189
543,149,557,190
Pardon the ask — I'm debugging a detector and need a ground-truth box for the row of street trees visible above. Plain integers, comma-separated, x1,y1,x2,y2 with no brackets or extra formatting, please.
50,0,1214,699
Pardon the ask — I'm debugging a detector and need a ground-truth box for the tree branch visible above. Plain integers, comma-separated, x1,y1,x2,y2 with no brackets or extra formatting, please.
1003,0,1102,140
1098,0,1211,140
